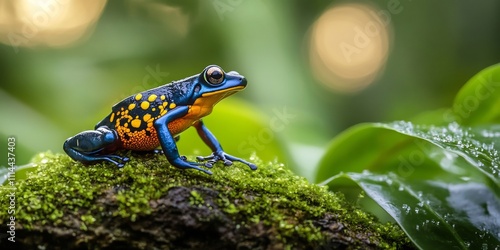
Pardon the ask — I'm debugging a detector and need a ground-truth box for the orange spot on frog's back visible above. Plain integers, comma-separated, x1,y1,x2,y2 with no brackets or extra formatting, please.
143,113,152,122
131,119,142,128
148,94,157,102
141,101,150,110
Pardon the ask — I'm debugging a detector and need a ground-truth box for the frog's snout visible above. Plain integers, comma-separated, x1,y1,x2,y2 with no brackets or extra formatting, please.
239,76,247,87
229,71,247,86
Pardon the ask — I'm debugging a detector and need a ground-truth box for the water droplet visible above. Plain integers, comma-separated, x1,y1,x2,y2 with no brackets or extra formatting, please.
402,204,410,214
386,178,393,185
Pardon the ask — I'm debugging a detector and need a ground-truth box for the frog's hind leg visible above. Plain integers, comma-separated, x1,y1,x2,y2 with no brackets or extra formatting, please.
63,126,129,168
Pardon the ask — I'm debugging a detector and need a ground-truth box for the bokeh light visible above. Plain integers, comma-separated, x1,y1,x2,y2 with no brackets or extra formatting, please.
0,0,107,49
309,3,392,93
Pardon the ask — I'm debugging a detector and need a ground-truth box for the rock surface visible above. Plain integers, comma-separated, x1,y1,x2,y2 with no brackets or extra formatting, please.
0,153,413,249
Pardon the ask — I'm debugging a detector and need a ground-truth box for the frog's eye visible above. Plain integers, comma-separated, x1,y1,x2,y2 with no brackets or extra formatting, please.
204,66,225,85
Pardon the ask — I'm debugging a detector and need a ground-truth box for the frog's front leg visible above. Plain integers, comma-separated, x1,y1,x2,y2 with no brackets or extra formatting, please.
193,120,257,170
63,126,129,167
154,106,212,175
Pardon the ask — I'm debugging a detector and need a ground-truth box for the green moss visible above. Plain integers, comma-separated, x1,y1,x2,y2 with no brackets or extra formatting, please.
0,152,410,248
189,190,205,207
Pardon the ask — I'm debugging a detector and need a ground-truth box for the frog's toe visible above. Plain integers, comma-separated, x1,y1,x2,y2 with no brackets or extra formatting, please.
199,168,213,175
224,154,257,170
223,159,232,166
196,155,214,161
246,162,257,170
180,156,204,166
153,149,164,155
100,157,124,168
205,160,219,168
187,163,212,174
196,152,255,170
103,154,130,168
197,154,221,168
171,157,212,175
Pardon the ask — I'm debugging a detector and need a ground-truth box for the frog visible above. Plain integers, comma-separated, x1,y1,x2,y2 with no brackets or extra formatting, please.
63,65,257,175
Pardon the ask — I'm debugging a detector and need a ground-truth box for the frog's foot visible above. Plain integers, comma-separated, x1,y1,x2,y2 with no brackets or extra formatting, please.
100,154,130,168
196,151,257,170
171,156,212,175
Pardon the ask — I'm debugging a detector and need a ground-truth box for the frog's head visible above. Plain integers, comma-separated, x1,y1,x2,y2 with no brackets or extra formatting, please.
188,65,247,105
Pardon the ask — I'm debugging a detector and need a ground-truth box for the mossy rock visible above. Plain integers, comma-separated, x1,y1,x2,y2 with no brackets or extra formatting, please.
0,152,413,249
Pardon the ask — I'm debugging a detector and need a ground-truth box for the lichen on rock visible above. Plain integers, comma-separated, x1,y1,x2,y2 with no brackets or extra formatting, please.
0,152,412,249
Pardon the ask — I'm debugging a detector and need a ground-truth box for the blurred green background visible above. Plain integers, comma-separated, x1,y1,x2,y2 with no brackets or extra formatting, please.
1,0,499,180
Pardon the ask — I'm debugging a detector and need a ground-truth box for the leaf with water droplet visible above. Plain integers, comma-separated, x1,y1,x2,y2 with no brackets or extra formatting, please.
316,121,500,248
0,163,37,185
321,173,500,249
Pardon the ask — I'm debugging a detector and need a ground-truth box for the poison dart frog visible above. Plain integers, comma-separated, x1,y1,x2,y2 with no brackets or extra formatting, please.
63,65,257,175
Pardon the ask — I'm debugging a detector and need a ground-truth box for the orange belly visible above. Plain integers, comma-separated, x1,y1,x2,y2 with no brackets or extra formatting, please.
118,114,206,151
118,97,218,151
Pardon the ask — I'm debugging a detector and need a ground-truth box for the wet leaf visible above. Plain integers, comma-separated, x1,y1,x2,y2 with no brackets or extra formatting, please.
316,121,500,249
326,172,500,249
0,163,37,186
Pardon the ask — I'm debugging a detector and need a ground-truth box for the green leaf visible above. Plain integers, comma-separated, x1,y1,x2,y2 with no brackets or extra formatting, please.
316,121,500,248
0,163,37,185
326,172,500,249
452,64,500,125
410,108,451,126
